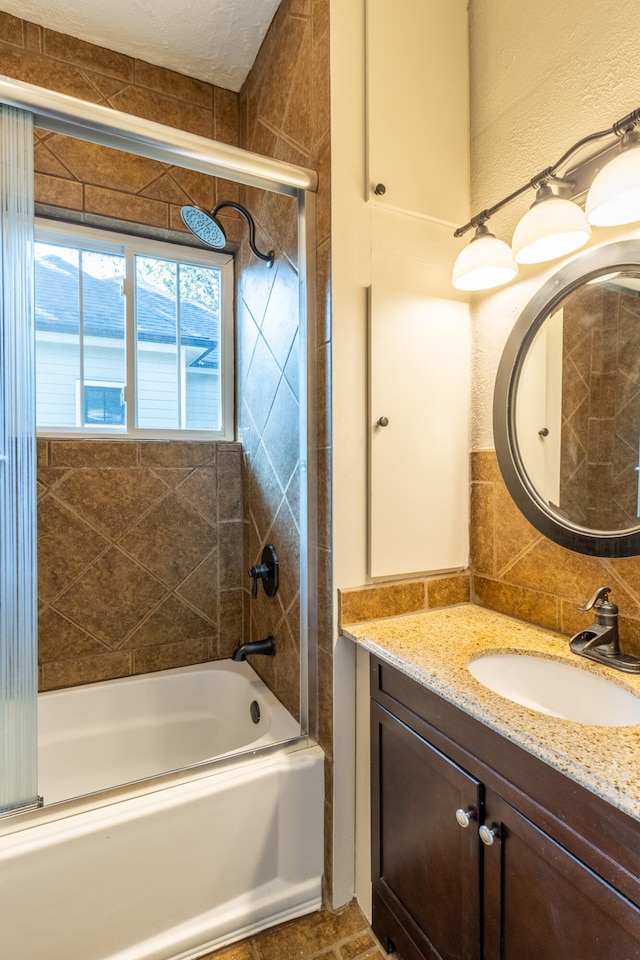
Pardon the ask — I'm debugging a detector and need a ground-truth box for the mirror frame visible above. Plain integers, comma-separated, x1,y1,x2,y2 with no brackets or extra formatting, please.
494,239,640,557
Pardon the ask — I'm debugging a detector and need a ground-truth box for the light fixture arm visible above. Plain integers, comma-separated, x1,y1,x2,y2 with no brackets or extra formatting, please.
454,106,640,239
211,200,275,266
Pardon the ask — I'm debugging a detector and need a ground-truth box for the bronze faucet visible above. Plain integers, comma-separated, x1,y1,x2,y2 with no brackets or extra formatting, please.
569,587,640,674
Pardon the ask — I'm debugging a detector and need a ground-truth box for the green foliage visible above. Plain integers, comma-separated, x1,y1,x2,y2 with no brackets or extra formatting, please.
137,256,220,316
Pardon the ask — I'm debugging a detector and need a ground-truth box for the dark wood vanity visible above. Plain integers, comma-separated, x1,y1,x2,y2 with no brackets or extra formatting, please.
370,654,640,960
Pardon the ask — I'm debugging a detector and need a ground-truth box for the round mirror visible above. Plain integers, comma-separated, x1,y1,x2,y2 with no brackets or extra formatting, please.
494,240,640,556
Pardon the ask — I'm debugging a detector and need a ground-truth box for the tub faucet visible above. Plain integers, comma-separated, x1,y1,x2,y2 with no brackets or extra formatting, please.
231,635,276,661
569,587,640,674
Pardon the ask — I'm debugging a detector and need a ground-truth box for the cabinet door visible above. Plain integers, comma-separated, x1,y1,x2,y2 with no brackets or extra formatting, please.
482,790,640,960
367,286,470,578
365,0,469,223
371,702,482,960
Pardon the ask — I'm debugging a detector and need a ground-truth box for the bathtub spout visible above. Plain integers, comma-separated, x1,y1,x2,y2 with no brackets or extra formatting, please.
231,636,276,661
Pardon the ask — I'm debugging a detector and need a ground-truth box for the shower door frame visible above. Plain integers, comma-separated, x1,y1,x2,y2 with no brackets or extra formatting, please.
0,74,319,819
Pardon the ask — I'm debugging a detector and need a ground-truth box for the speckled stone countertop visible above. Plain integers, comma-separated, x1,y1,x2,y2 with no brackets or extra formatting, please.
342,603,640,822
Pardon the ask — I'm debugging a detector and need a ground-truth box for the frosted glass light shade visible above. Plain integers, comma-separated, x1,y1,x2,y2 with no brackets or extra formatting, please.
452,232,518,291
512,196,591,264
586,141,640,226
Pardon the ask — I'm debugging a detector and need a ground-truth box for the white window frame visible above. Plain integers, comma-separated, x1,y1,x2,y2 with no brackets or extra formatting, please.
35,218,235,441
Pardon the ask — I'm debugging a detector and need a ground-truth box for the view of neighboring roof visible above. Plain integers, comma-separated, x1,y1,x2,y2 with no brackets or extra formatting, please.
35,254,220,351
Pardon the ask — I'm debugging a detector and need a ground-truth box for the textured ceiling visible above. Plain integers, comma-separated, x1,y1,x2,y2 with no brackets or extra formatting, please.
0,0,282,91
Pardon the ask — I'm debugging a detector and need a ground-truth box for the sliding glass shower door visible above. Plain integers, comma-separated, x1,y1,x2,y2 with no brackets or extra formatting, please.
0,104,38,814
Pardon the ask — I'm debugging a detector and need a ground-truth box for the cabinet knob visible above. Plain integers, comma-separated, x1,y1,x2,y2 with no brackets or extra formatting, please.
479,823,500,846
376,416,389,427
455,807,476,828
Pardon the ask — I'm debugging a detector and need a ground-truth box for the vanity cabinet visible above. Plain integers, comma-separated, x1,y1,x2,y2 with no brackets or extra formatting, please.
370,656,640,960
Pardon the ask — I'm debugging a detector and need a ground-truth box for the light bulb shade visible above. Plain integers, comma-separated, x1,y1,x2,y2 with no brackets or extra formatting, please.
512,196,591,264
452,232,518,291
586,142,640,226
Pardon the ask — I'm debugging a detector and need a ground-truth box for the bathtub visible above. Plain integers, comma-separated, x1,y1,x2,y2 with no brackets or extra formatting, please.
0,660,324,960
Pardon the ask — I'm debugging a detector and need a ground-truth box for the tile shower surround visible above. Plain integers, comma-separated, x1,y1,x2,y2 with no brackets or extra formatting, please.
37,440,244,691
0,7,319,709
5,0,333,896
237,0,333,896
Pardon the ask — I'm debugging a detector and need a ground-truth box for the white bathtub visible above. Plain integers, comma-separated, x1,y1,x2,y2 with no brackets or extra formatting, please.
38,659,302,804
0,660,324,960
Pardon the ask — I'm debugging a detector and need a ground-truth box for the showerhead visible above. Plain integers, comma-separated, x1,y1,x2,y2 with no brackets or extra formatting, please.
180,200,274,267
180,205,227,248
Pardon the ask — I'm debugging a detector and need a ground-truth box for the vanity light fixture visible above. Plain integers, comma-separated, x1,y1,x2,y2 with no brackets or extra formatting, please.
511,182,591,265
586,128,640,226
452,105,640,291
452,223,518,290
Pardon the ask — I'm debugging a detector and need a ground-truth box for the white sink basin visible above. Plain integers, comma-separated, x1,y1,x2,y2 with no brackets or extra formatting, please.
468,653,640,726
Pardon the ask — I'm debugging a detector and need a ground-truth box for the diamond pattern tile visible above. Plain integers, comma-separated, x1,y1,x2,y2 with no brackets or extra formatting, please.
38,495,109,603
53,547,166,648
38,441,243,688
121,491,216,589
176,550,219,624
176,467,218,522
55,467,168,538
123,595,214,648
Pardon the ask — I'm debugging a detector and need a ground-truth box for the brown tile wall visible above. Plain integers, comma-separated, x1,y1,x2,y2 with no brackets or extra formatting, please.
0,11,242,241
236,219,302,721
470,450,640,658
37,440,244,690
1,14,250,690
237,0,333,899
338,573,470,628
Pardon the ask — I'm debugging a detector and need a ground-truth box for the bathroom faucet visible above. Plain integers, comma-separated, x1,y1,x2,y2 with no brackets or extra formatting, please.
231,635,276,661
569,587,640,674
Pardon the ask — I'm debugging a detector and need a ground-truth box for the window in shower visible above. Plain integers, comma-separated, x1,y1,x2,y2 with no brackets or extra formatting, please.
34,220,234,439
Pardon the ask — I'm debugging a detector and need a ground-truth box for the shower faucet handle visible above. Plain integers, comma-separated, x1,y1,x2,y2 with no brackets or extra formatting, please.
248,563,268,599
247,544,279,599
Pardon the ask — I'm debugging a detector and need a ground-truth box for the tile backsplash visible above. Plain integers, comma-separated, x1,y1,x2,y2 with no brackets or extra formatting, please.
37,439,243,690
470,449,640,658
338,573,470,628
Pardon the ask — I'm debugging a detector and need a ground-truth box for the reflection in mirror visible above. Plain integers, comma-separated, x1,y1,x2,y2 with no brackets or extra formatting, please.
494,240,640,556
516,273,640,533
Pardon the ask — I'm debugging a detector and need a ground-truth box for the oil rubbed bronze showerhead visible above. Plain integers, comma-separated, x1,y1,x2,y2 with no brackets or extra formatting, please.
180,200,274,266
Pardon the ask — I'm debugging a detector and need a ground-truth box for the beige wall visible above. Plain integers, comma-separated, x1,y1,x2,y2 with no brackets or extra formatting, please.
330,0,471,908
468,0,640,633
331,0,471,593
469,0,640,448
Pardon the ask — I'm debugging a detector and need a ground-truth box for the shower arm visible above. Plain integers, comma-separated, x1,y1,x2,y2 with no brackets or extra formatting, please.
212,201,275,266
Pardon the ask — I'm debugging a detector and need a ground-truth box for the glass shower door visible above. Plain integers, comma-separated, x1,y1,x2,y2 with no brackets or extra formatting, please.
0,104,38,814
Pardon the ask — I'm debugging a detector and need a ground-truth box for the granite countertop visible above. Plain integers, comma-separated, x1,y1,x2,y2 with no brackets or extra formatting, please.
342,603,640,822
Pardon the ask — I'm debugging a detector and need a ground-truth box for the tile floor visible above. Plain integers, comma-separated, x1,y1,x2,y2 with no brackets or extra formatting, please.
196,903,386,960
